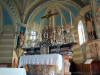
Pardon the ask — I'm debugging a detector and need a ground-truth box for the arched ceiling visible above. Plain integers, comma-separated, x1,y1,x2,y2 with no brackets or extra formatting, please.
28,0,81,27
24,0,90,24
0,0,91,27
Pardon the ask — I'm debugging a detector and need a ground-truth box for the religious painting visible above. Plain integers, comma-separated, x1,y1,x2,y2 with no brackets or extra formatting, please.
40,44,49,54
42,46,47,54
85,11,97,41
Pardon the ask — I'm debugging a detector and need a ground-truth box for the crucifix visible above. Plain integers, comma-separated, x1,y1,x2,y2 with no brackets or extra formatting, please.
42,11,58,26
41,11,58,43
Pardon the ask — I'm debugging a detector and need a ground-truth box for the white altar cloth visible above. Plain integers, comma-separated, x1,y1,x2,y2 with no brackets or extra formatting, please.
18,54,63,71
0,68,26,75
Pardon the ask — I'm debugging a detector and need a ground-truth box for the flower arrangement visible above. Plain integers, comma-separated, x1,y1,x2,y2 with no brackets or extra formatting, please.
56,40,61,53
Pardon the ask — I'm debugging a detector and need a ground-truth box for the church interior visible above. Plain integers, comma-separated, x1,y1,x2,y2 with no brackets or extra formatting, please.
0,0,100,75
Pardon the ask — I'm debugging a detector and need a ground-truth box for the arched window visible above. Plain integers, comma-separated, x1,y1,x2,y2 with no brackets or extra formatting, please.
27,30,37,47
78,20,85,45
29,30,37,41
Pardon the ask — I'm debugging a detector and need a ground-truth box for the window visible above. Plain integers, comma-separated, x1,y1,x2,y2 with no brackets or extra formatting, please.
29,31,37,41
27,30,37,47
78,20,85,45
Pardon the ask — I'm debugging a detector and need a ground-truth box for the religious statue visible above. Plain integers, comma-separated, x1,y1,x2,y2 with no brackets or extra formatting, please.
42,26,48,40
85,14,97,41
64,55,70,75
18,31,24,47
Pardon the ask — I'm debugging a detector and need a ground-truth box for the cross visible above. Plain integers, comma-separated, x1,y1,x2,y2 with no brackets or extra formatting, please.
41,11,58,43
42,11,58,19
42,11,58,26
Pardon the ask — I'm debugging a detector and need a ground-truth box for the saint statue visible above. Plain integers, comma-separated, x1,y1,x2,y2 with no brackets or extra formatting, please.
42,26,48,39
18,31,24,47
64,55,70,75
86,14,97,40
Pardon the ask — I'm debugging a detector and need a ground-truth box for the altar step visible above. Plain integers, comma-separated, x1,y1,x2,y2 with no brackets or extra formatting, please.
0,26,14,63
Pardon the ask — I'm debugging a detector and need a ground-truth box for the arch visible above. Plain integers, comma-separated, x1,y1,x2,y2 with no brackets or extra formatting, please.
24,0,81,24
27,0,78,28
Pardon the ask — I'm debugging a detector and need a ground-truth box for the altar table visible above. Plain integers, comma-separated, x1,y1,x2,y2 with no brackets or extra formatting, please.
0,68,26,75
18,54,63,71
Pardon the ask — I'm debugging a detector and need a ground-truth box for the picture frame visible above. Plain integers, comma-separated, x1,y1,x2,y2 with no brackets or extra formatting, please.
40,44,49,54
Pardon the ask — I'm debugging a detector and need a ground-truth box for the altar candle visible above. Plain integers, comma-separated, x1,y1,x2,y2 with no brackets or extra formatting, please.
39,20,41,34
14,58,15,63
70,11,72,27
34,22,35,28
53,16,55,40
53,16,54,27
61,14,63,29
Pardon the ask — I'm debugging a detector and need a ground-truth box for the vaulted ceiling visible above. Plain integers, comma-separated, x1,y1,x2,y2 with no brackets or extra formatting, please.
1,0,100,28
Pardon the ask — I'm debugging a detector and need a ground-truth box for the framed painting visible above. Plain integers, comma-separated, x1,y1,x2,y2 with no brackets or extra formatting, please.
40,44,49,54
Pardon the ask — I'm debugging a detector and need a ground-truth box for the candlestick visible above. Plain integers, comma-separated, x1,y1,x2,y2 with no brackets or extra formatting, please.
53,16,55,41
70,11,72,27
39,20,41,34
34,22,35,28
14,58,15,63
24,21,29,48
61,14,63,29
